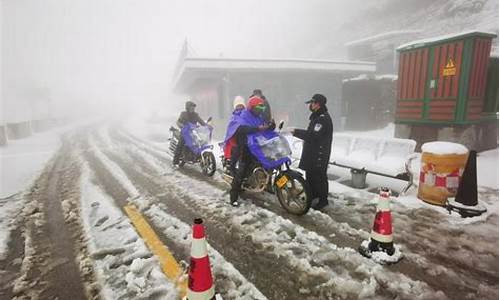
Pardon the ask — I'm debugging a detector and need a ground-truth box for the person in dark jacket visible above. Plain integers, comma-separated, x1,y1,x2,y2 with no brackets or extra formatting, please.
292,94,333,210
250,89,272,123
173,100,207,166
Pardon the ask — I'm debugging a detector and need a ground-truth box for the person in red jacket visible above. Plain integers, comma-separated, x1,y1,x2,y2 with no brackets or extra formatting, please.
224,96,270,206
223,96,246,175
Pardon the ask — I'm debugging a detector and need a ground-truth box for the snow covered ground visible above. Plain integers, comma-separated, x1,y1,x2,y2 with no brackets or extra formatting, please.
124,117,499,233
2,117,497,299
0,129,62,198
0,120,95,260
79,163,178,300
125,118,498,207
0,126,65,260
121,117,499,299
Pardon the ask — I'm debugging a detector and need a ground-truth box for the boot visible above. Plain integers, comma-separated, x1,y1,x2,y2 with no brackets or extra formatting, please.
229,189,240,207
313,199,328,210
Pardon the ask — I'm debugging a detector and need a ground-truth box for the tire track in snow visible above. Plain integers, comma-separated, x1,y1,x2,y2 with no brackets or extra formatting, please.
113,125,492,299
111,127,369,246
104,124,499,299
83,130,268,300
78,161,178,300
10,131,95,300
100,126,442,296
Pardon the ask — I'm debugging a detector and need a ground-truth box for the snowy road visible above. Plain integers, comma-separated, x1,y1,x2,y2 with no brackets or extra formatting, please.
0,121,498,300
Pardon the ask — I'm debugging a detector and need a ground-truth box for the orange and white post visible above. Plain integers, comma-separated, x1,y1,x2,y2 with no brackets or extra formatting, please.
185,218,216,300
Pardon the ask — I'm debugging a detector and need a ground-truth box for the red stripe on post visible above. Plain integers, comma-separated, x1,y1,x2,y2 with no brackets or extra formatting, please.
188,256,214,292
193,224,205,239
372,211,393,235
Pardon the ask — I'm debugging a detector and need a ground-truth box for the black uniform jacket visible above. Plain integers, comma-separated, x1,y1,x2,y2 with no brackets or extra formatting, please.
293,106,333,171
177,111,206,128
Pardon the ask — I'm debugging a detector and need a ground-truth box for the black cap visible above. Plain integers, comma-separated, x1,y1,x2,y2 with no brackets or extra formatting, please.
305,94,327,105
252,89,263,96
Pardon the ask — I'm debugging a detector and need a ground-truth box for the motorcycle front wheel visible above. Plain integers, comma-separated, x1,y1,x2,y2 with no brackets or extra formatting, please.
275,172,311,215
201,152,216,177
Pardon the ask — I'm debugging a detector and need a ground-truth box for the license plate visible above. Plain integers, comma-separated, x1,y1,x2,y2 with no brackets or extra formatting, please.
276,175,288,188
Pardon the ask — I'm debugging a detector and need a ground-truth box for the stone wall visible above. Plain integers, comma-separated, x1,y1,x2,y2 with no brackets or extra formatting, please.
6,121,32,139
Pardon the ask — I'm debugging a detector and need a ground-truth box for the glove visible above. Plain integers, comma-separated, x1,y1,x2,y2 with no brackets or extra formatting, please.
268,120,276,131
258,124,269,131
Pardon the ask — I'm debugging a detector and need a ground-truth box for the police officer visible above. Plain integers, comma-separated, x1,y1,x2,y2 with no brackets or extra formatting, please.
292,94,333,210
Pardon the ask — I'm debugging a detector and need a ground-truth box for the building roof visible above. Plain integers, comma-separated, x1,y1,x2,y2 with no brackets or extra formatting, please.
172,57,376,93
397,30,497,51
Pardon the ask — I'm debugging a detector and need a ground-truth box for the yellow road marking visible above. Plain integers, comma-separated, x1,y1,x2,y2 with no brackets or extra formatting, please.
124,205,187,298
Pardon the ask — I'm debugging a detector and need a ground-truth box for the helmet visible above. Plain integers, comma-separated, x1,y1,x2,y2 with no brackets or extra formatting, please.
247,96,265,110
185,100,196,110
233,96,246,110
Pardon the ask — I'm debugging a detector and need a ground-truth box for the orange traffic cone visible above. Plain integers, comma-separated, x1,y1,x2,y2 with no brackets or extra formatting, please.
186,218,216,300
359,187,402,263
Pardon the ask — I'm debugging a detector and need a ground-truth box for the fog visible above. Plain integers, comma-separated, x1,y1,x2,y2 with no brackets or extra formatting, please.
0,0,376,122
1,0,498,122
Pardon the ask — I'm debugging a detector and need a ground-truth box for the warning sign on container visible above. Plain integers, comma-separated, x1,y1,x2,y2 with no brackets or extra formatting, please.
442,58,456,76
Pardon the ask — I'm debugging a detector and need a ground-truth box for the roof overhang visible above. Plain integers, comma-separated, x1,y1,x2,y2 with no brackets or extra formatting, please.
397,30,497,51
172,57,376,93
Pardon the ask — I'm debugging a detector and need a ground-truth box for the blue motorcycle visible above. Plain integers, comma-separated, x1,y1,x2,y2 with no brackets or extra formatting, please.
221,122,312,215
169,120,217,177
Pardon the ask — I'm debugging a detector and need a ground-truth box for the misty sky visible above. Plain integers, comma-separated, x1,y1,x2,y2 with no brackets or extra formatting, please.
1,0,376,121
1,0,497,121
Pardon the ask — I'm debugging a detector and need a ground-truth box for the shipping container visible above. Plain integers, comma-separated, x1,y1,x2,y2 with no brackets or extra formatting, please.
395,31,496,125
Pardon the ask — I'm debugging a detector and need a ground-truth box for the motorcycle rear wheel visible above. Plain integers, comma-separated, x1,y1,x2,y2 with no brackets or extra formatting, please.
201,152,216,177
275,173,311,215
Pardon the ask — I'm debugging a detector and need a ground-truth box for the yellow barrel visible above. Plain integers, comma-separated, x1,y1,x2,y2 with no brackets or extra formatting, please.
417,142,468,206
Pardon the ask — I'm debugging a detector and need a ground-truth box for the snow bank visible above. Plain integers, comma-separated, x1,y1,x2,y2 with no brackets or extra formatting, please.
342,74,398,83
0,119,97,198
421,141,468,155
476,148,499,189
0,131,61,198
1,122,83,260
0,194,24,259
